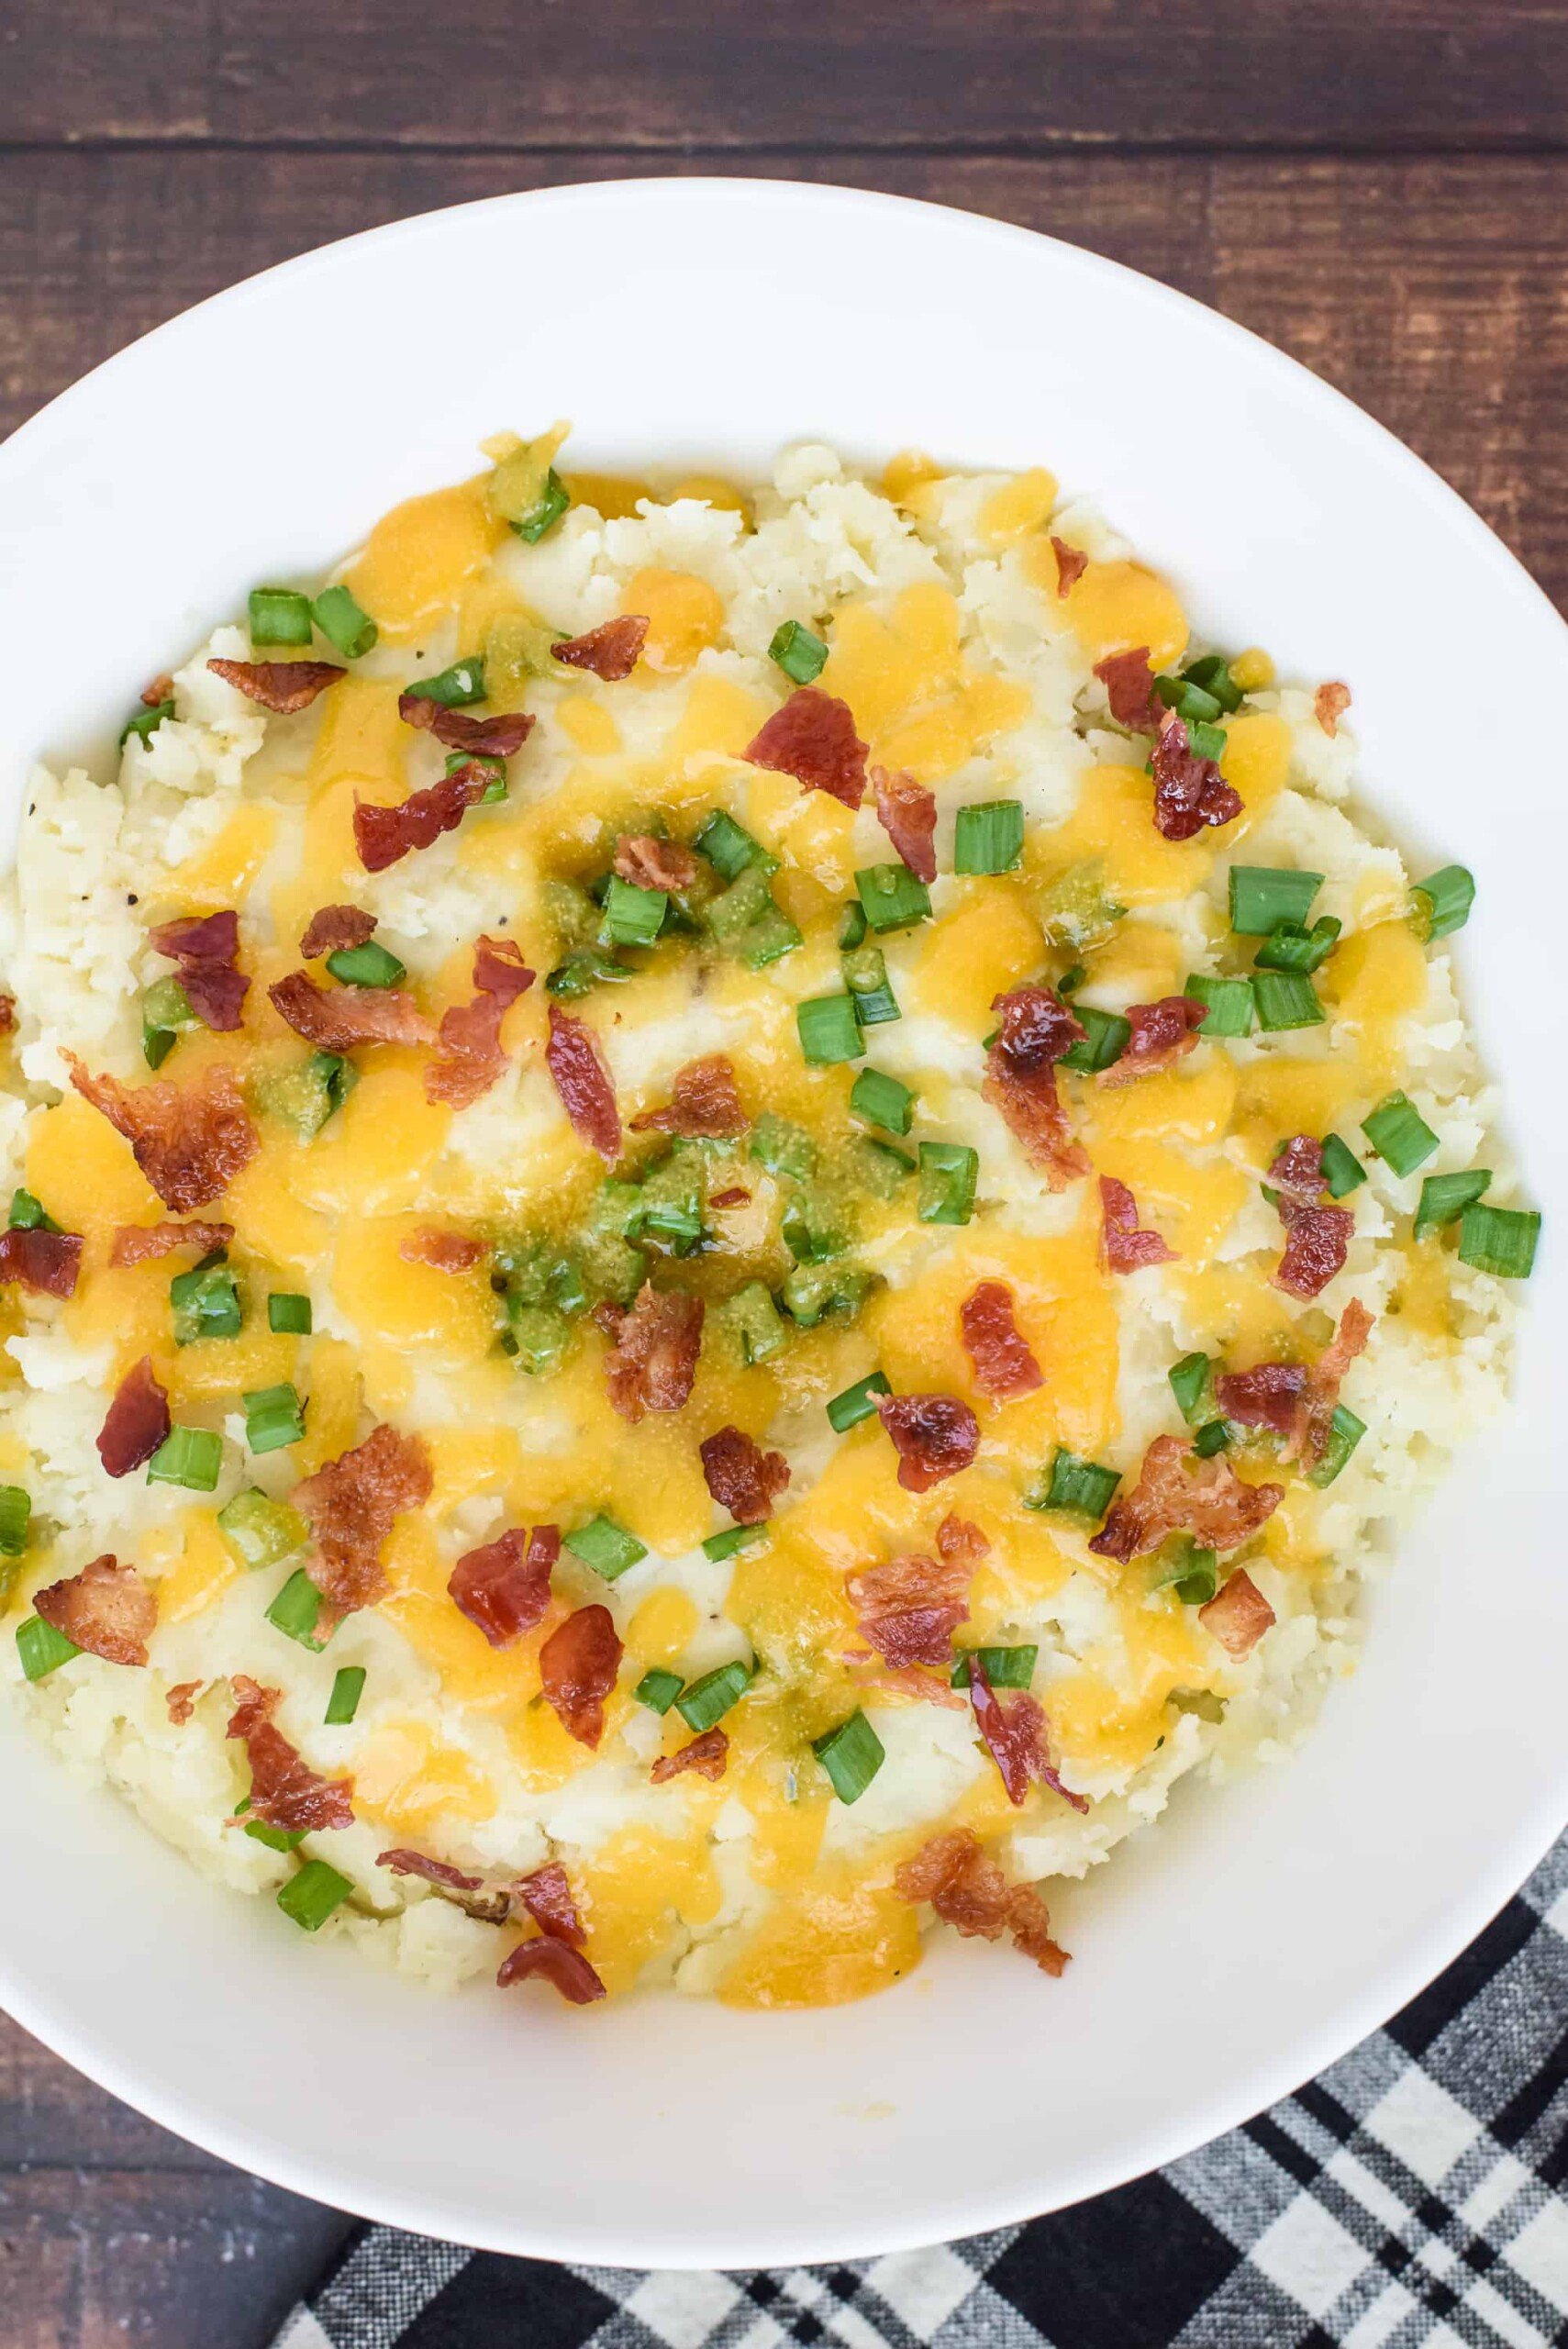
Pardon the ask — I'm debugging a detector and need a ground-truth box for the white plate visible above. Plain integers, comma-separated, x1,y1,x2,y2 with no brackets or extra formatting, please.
0,178,1563,2269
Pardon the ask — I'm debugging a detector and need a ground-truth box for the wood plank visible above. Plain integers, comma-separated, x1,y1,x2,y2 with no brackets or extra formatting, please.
2,0,1566,153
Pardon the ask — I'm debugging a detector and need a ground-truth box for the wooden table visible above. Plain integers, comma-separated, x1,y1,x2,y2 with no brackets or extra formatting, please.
1,6,1564,2340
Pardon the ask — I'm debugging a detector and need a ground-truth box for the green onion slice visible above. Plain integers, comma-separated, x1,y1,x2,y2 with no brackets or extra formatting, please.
121,698,175,749
268,1291,313,1335
1362,1091,1440,1177
812,1709,885,1804
1254,916,1341,974
1029,1448,1121,1520
1193,1419,1230,1458
750,1114,817,1180
1180,654,1243,713
564,1514,647,1580
147,1426,222,1491
850,1067,915,1135
1229,866,1324,936
510,469,571,545
310,584,378,660
1183,974,1254,1040
701,1522,768,1564
325,940,406,989
1059,1004,1131,1073
1458,1202,1540,1279
244,1383,306,1454
1410,864,1474,942
827,1369,892,1433
1252,972,1326,1032
854,863,931,933
325,1666,365,1725
601,876,667,949
0,1485,30,1557
249,586,313,647
402,657,485,709
953,801,1025,876
839,900,868,950
796,994,864,1068
266,1567,327,1650
1167,1351,1214,1427
694,809,773,884
218,1488,307,1570
951,1645,1037,1690
17,1615,79,1681
1307,1405,1366,1488
917,1141,978,1226
675,1659,751,1734
842,944,900,1027
277,1860,352,1932
635,1667,684,1714
1154,674,1224,725
8,1188,58,1232
1413,1169,1491,1240
244,1820,306,1853
768,619,828,685
1318,1133,1366,1197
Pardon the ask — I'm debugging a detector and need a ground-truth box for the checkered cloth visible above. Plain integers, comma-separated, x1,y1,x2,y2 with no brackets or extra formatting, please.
272,1835,1568,2349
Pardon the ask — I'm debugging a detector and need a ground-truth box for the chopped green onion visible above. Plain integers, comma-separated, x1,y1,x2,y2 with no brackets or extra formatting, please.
1193,1419,1230,1459
1307,1405,1366,1488
812,1709,885,1804
1410,864,1474,942
310,584,378,660
850,1068,915,1135
1458,1202,1540,1279
694,809,773,884
325,1666,365,1725
1252,972,1326,1031
259,1050,358,1139
244,1383,306,1454
855,863,931,933
1181,654,1243,714
1153,673,1224,725
448,749,508,805
781,1260,873,1329
1229,866,1323,936
635,1667,684,1714
1151,1540,1218,1606
509,469,571,545
170,1259,241,1346
917,1141,978,1226
325,940,406,988
1183,973,1254,1040
8,1189,58,1232
120,697,174,749
1059,1004,1131,1073
676,1659,751,1733
1362,1091,1439,1177
1168,1351,1214,1427
1058,963,1086,996
796,994,864,1067
506,1301,574,1376
1414,1169,1491,1240
143,974,198,1068
839,900,868,950
245,1820,306,1853
717,1280,790,1365
701,1522,768,1564
601,876,667,949
629,1153,704,1252
951,1645,1037,1690
1187,719,1228,763
0,1486,30,1556
854,1138,916,1197
1319,1133,1366,1197
277,1860,352,1932
827,1369,892,1433
1254,916,1341,974
217,1488,307,1571
564,1514,647,1581
750,1114,816,1181
142,1024,175,1071
1029,1448,1121,1520
953,801,1025,876
842,944,900,1027
768,619,828,685
266,1567,326,1650
402,657,486,709
268,1291,313,1335
147,1426,222,1491
547,947,632,998
249,586,313,647
1169,1685,1227,1723
17,1615,78,1681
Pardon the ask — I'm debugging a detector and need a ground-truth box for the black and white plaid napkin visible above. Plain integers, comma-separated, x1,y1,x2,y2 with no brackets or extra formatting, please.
272,1835,1568,2349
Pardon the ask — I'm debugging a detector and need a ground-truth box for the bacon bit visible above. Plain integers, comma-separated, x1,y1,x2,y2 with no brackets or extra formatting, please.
396,694,535,758
651,1729,729,1784
514,1862,586,1947
1276,1206,1354,1301
299,905,376,960
1150,708,1243,841
353,762,488,874
166,1681,202,1724
895,1827,1069,1976
1099,996,1208,1087
870,766,938,885
0,1226,83,1297
377,1847,484,1893
34,1555,154,1667
709,1186,751,1209
847,1549,969,1669
64,1054,259,1212
149,908,249,1032
613,834,698,893
630,1053,747,1138
226,1676,354,1832
269,970,436,1052
1213,1361,1309,1439
1299,1298,1373,1468
1198,1567,1275,1659
1089,1433,1282,1564
743,686,869,810
400,1227,486,1274
597,1283,704,1422
1315,681,1351,737
550,616,650,681
959,1280,1042,1400
969,1658,1089,1812
1051,536,1089,596
545,1005,621,1161
426,936,536,1111
496,1934,606,2004
295,1423,433,1629
876,1392,981,1494
473,936,534,1007
1269,1135,1325,1208
983,985,1090,1187
109,1219,233,1268
141,673,175,708
95,1356,172,1478
447,1525,558,1649
937,1514,990,1565
1099,1175,1177,1273
208,658,344,714
539,1603,622,1749
1094,646,1160,733
699,1425,789,1524
0,994,14,1035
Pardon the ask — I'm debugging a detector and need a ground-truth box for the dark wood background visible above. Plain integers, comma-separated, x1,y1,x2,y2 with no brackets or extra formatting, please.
2,5,1565,2340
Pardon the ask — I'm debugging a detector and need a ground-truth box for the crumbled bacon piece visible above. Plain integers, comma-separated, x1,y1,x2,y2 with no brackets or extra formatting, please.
0,994,14,1035
937,1513,990,1565
166,1681,201,1724
396,694,535,757
1269,1135,1325,1208
545,1005,620,1161
1051,536,1089,595
596,1283,703,1423
959,1280,1043,1399
0,1227,82,1297
1099,1175,1176,1272
969,1658,1088,1812
1214,1300,1373,1470
400,1227,485,1274
550,616,650,681
983,985,1090,1187
448,1525,558,1649
208,658,344,713
34,1555,154,1667
876,1392,981,1493
699,1425,789,1524
1213,1361,1309,1439
95,1356,172,1478
1276,1206,1354,1301
709,1186,751,1209
1094,646,1160,733
895,1827,1069,1976
1150,709,1243,841
871,766,938,885
743,687,869,809
299,905,377,960
269,971,435,1052
226,1676,354,1832
426,936,536,1110
473,936,534,1007
1199,1567,1275,1659
149,908,249,1032
1298,1298,1373,1468
110,1220,233,1268
353,762,488,874
847,1548,970,1669
651,1729,729,1784
1315,681,1351,737
496,1934,606,2004
630,1053,747,1138
514,1862,585,1947
377,1848,484,1893
1099,996,1207,1087
613,834,698,893
295,1423,433,1629
1089,1433,1282,1564
65,1054,259,1212
141,673,174,708
539,1603,622,1749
